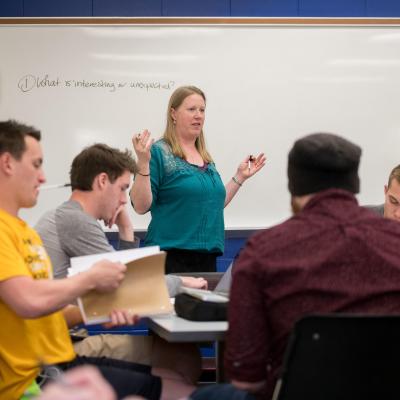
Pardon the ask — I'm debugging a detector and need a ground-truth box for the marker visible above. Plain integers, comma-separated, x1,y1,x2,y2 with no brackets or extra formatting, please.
40,183,71,190
248,155,255,171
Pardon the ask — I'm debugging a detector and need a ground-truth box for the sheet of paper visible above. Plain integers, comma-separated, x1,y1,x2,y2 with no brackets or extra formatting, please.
69,245,160,275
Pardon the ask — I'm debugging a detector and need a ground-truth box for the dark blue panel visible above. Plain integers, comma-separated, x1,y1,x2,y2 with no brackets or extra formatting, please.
216,237,246,272
23,0,92,17
367,0,400,16
223,238,246,258
200,343,215,357
108,238,119,250
299,0,366,16
86,322,149,335
217,258,233,272
231,0,298,17
0,0,23,16
163,0,230,16
94,0,162,16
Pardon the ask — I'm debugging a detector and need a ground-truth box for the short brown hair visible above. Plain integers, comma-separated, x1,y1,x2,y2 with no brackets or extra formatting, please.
0,120,41,160
163,85,213,163
388,165,400,187
70,143,137,191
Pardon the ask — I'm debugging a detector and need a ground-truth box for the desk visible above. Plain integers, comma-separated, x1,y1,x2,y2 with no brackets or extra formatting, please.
147,314,227,342
147,314,228,382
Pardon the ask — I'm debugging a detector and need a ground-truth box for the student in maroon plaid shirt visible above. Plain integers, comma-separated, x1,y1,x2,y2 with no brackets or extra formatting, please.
191,133,400,400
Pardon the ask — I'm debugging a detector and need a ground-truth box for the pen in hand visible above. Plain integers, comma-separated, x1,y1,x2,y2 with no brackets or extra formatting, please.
40,183,71,190
248,155,255,172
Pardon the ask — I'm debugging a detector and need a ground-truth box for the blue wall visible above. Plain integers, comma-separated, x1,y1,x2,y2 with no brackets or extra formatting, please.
107,233,246,272
1,0,400,17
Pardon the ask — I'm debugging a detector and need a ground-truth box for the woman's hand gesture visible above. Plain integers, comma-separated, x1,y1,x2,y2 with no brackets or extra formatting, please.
236,153,267,182
131,129,154,164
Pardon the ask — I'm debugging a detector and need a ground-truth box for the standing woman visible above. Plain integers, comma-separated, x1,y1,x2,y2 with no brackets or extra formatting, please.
130,86,265,274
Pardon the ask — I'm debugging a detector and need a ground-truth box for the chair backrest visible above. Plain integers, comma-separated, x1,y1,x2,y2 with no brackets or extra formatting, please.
274,314,400,400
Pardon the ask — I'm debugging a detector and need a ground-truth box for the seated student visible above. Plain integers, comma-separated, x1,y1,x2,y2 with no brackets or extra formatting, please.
35,143,206,385
191,133,400,400
366,164,400,221
0,120,161,400
37,143,141,281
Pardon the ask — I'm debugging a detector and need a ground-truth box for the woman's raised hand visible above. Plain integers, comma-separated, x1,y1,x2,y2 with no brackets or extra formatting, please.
131,129,154,164
236,153,267,181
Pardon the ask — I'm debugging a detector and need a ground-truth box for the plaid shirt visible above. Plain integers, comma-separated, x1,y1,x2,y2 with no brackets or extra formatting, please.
226,189,400,399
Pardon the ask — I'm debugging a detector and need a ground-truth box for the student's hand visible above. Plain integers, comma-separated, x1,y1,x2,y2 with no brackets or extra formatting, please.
104,204,127,228
132,129,154,166
105,205,134,242
181,276,208,290
102,310,140,329
89,260,127,292
236,153,267,182
38,365,116,400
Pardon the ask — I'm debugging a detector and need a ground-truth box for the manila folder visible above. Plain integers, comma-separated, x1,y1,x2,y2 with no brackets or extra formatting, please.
79,252,173,324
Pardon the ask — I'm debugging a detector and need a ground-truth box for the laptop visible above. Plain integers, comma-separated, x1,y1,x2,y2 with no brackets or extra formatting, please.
214,263,233,294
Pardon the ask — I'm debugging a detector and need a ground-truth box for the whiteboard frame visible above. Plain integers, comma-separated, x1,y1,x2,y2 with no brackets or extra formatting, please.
1,17,400,26
1,17,399,233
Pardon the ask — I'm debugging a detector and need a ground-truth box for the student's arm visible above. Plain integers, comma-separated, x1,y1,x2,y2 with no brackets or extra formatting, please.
59,204,139,257
115,207,135,243
165,275,208,297
58,209,115,257
103,205,139,246
0,259,126,319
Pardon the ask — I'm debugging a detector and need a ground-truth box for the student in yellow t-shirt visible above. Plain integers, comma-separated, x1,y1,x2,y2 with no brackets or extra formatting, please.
0,208,75,398
0,120,161,400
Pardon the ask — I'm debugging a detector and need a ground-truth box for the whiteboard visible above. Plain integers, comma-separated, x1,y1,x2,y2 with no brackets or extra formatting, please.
1,21,400,229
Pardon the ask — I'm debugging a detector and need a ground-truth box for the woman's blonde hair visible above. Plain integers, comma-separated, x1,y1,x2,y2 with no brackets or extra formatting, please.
163,85,213,163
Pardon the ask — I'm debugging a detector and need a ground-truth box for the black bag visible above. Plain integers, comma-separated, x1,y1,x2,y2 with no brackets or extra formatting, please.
174,293,228,321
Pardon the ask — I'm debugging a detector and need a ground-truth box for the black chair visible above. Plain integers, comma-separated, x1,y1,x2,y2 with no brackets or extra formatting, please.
274,314,400,400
